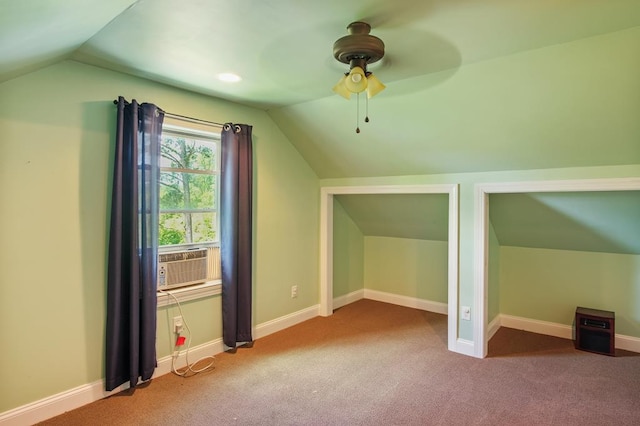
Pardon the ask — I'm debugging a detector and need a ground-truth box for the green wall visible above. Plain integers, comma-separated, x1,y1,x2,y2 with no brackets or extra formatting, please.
0,60,319,412
488,222,501,323
499,246,640,337
332,199,364,298
363,236,448,303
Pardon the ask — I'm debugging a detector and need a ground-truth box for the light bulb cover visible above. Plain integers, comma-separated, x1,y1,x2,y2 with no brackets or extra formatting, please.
344,67,368,93
332,74,351,99
366,73,385,98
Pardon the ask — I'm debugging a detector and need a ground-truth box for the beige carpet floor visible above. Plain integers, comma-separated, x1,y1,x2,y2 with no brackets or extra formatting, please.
39,299,640,425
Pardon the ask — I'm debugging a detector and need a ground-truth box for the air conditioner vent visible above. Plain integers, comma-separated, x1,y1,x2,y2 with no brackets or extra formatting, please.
158,249,208,290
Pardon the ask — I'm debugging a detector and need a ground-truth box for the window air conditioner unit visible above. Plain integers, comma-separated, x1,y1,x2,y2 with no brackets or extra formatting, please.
158,249,208,290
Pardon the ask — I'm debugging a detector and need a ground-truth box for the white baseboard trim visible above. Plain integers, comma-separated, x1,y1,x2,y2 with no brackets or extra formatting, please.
487,315,501,341
500,314,573,340
333,289,365,310
617,334,640,353
363,289,448,315
496,314,640,354
253,305,320,340
0,305,320,426
452,338,476,357
0,379,120,426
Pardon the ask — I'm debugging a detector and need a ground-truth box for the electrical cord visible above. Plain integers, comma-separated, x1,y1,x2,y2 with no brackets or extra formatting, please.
159,289,216,377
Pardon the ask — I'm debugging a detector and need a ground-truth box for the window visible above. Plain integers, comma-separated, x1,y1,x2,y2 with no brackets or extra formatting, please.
159,124,219,248
157,119,222,305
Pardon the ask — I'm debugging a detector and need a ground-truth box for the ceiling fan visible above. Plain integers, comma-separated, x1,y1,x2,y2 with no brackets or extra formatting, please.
332,21,386,133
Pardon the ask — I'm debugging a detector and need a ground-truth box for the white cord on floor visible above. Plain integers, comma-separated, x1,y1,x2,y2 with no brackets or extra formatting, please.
159,289,215,377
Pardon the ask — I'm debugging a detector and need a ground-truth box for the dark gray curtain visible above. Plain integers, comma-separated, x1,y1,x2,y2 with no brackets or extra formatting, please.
220,123,253,348
106,96,164,391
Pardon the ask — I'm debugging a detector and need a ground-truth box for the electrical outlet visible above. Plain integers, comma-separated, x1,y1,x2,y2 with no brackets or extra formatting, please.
173,316,184,334
291,285,298,298
461,306,471,321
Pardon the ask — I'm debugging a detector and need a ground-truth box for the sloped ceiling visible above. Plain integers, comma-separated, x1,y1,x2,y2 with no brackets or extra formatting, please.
335,191,640,256
0,0,136,81
490,191,640,255
336,194,449,242
2,0,639,254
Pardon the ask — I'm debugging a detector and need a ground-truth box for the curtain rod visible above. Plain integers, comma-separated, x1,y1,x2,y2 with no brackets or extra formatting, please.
112,99,224,128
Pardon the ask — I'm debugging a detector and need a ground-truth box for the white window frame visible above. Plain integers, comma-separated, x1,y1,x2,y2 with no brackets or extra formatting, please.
157,120,222,307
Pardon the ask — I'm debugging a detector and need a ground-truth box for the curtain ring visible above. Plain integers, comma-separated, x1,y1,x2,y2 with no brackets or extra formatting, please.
234,125,241,133
223,123,232,131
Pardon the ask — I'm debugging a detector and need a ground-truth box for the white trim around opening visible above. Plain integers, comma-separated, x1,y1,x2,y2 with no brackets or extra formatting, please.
319,184,463,355
474,177,640,358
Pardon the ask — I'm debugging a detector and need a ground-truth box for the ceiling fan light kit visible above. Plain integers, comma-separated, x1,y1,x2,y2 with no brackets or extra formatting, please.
332,21,386,133
344,66,367,93
365,73,385,98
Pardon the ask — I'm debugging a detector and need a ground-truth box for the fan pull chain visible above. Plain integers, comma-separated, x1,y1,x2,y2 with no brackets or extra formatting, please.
365,95,370,123
356,93,360,133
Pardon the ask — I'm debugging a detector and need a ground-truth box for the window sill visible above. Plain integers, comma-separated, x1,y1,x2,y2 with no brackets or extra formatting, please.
157,280,221,308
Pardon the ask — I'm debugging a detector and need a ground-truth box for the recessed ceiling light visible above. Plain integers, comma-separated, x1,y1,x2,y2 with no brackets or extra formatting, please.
217,73,242,83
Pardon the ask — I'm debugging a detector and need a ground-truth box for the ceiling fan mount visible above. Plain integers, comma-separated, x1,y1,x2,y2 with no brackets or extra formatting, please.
333,21,385,68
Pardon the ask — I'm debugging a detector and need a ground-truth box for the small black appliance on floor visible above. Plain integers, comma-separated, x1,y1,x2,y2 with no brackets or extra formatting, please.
575,307,615,356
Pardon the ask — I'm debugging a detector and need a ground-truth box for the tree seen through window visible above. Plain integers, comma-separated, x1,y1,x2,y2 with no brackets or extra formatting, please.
159,132,219,247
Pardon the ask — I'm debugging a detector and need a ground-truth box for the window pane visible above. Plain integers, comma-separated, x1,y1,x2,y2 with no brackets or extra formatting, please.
160,136,216,172
160,172,216,210
159,213,187,245
190,212,217,243
159,212,217,246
